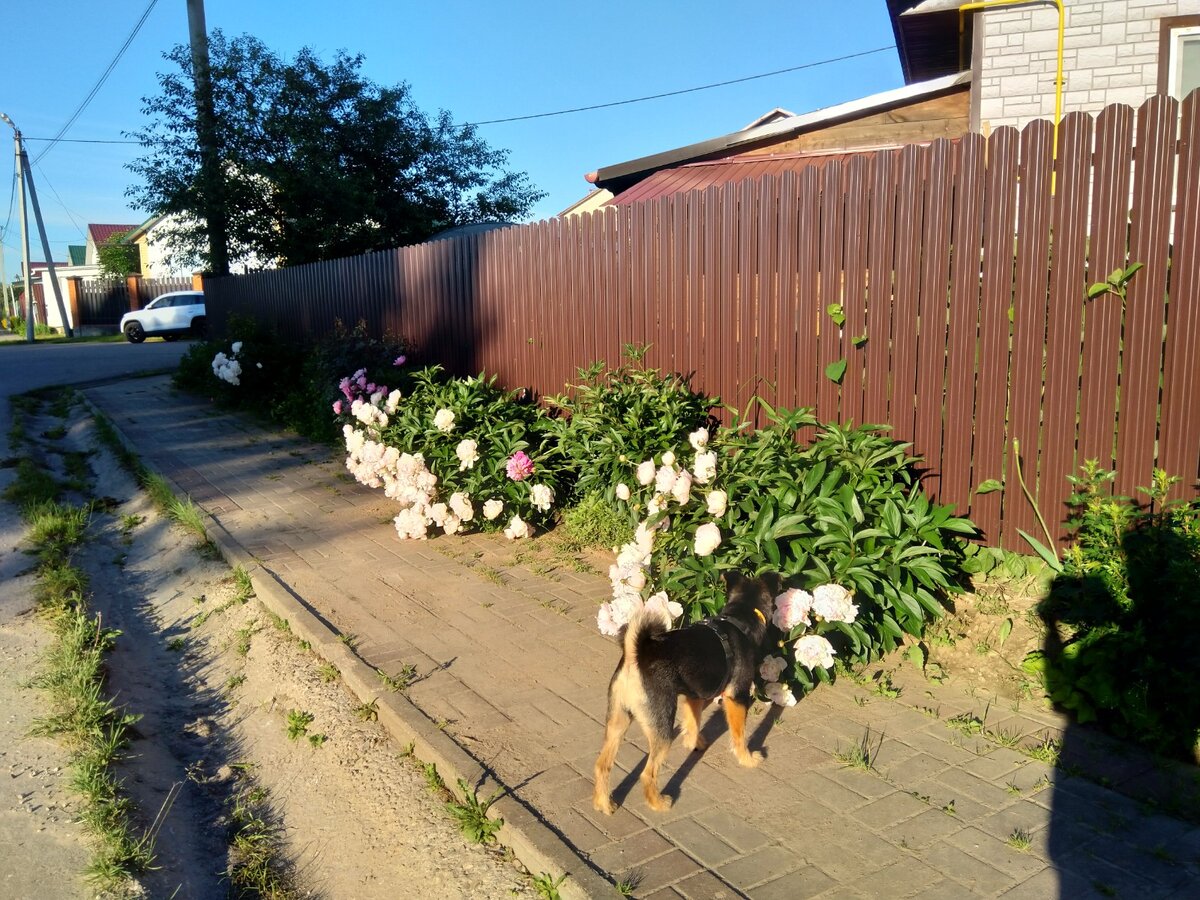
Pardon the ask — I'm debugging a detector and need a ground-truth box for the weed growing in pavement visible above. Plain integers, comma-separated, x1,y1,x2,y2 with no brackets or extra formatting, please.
317,663,339,683
338,632,359,651
267,611,290,633
1,458,62,507
231,566,255,601
227,783,297,899
22,503,156,893
531,871,568,900
445,778,504,844
835,726,882,772
307,733,327,748
167,636,186,653
420,760,444,793
353,699,379,722
1006,828,1033,851
946,712,985,737
224,674,246,692
1023,735,1063,766
376,664,417,692
285,710,314,741
234,621,258,656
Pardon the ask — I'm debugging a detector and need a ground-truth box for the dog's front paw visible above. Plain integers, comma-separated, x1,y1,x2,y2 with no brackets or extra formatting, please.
593,792,616,815
647,793,674,812
736,749,763,768
685,734,709,752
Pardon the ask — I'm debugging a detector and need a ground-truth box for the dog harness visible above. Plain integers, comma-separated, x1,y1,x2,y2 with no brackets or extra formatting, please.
699,608,766,698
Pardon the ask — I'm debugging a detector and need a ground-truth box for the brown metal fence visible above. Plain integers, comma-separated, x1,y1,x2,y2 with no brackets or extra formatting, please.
76,278,128,328
141,276,194,302
202,95,1200,550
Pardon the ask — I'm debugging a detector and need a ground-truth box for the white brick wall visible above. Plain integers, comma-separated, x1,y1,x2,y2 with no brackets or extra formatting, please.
977,0,1200,131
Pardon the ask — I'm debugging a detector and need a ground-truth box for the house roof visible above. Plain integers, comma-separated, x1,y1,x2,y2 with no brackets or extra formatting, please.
87,223,138,245
586,71,971,195
887,0,973,85
606,146,902,207
67,245,86,266
121,213,167,244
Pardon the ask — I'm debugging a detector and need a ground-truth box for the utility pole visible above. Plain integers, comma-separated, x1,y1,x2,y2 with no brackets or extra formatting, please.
4,113,34,343
186,0,229,277
2,112,73,340
0,234,15,320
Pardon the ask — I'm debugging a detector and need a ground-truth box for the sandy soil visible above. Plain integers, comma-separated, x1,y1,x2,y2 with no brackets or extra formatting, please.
1,400,535,899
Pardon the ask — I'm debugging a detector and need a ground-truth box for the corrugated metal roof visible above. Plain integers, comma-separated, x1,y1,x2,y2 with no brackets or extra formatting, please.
67,245,86,266
87,223,138,244
607,147,895,206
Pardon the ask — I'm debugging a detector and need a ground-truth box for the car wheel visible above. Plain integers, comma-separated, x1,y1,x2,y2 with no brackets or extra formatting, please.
124,322,146,344
190,316,207,338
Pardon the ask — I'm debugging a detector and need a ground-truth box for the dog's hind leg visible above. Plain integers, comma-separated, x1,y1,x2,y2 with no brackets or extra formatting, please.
639,730,675,812
680,697,712,751
592,704,632,814
722,696,763,767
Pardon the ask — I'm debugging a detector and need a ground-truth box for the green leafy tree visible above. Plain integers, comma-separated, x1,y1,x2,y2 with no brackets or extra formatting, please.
96,229,140,277
126,32,544,269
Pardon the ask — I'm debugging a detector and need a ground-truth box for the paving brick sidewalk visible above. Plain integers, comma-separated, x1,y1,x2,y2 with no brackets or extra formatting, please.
84,376,1199,899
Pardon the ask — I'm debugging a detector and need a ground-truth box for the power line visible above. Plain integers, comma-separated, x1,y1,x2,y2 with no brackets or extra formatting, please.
32,162,88,243
25,136,142,145
463,46,895,127
32,0,162,165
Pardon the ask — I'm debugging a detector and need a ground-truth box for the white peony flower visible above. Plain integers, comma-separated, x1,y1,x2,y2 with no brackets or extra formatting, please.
456,439,479,470
707,489,728,517
693,450,717,484
482,499,504,520
689,427,709,450
615,482,631,502
504,515,531,540
812,583,859,624
694,522,722,556
794,634,837,670
773,588,814,631
386,389,403,414
661,450,676,467
765,682,798,707
655,465,677,494
644,591,684,621
759,655,788,683
449,491,474,522
231,341,243,354
433,408,456,432
671,470,693,505
530,483,554,512
636,460,656,486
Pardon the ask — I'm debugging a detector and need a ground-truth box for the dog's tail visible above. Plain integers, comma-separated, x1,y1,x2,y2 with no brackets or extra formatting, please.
622,603,671,670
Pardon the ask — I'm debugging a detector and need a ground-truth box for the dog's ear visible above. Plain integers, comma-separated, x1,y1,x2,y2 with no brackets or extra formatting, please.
721,570,745,593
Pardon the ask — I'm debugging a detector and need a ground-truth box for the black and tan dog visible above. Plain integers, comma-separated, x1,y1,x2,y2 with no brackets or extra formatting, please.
593,571,779,814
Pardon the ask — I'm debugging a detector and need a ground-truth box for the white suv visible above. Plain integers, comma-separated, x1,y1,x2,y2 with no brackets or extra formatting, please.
120,290,206,343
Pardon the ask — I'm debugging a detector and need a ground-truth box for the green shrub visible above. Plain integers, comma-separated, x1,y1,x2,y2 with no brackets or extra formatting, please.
562,491,633,550
546,345,717,508
344,366,567,536
1025,465,1200,759
602,402,975,701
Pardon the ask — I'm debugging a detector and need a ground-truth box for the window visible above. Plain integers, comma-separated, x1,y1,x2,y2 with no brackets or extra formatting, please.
1159,16,1200,101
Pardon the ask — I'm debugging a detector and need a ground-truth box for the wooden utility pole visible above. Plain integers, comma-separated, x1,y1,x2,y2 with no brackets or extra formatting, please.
4,113,35,343
20,149,73,337
186,0,229,277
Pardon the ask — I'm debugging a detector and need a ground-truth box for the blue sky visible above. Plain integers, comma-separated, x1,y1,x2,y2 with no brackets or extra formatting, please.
1,1,903,280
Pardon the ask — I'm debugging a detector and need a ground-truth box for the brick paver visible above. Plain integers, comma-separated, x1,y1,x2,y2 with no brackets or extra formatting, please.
85,376,1200,899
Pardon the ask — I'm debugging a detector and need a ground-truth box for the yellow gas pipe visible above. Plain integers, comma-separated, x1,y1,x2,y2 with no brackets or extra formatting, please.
959,0,1065,194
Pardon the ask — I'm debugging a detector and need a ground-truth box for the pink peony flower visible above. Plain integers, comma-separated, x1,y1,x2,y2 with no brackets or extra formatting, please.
506,451,534,481
332,400,343,415
773,588,813,631
394,355,407,366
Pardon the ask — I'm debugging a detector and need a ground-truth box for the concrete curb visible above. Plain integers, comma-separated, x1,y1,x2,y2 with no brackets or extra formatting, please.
88,399,617,900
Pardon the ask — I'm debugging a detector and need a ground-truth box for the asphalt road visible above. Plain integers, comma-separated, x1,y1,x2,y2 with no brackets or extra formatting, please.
0,337,192,403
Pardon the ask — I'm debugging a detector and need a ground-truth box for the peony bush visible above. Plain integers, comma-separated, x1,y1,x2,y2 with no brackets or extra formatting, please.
596,402,975,703
336,365,566,541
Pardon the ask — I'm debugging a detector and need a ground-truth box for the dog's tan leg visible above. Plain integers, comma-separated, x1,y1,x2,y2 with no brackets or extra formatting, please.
680,697,711,751
639,731,675,812
592,705,632,814
722,698,763,767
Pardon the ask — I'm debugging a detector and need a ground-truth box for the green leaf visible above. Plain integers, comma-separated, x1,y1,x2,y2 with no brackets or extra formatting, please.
826,303,846,327
975,479,1003,495
906,643,926,670
1087,282,1111,299
825,358,847,384
1016,529,1063,573
851,334,868,347
999,617,1013,645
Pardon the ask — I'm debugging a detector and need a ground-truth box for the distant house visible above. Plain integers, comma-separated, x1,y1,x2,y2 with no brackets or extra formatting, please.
84,223,138,266
571,1,1199,210
121,213,201,279
67,245,86,267
890,0,1200,131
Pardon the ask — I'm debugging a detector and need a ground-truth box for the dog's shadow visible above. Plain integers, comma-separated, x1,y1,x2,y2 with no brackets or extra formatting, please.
611,703,786,807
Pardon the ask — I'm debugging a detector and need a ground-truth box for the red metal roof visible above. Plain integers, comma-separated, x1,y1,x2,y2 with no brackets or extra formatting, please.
88,223,138,244
607,148,900,206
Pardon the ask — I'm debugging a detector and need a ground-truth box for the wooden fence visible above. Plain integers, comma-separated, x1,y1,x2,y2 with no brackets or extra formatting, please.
203,94,1200,551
